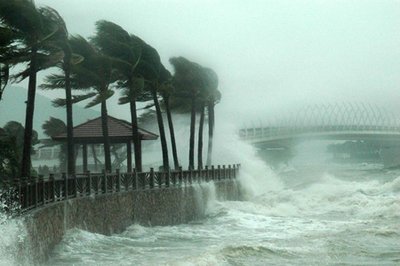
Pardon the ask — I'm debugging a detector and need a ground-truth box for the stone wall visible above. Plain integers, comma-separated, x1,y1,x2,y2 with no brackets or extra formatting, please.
19,180,240,264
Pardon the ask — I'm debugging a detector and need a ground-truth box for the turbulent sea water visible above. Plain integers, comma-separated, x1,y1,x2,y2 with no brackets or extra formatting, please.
48,161,400,265
1,148,400,265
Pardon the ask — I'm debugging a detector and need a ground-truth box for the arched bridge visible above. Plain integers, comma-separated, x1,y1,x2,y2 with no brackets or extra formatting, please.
240,103,400,147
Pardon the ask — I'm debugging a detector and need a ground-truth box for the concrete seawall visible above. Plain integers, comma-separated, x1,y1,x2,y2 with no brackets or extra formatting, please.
18,180,240,264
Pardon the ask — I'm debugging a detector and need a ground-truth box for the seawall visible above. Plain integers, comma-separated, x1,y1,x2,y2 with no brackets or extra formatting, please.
18,179,240,264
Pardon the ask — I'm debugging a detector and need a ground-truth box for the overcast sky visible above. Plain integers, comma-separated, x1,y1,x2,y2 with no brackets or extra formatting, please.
33,0,400,123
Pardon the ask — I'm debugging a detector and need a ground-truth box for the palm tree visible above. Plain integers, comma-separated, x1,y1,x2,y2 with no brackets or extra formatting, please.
0,26,14,101
169,57,204,170
158,67,180,170
197,91,207,169
137,41,170,170
52,35,117,172
0,0,65,177
203,68,220,166
91,20,144,172
39,8,80,176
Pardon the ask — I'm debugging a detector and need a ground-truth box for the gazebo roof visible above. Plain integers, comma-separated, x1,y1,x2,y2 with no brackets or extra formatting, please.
52,115,158,144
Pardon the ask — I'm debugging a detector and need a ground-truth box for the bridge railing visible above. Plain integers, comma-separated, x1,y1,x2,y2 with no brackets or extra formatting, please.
3,164,240,213
240,125,400,140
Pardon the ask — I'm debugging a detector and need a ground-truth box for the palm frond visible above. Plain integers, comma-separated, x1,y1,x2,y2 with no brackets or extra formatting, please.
40,73,65,90
52,92,97,107
42,117,66,137
85,89,114,108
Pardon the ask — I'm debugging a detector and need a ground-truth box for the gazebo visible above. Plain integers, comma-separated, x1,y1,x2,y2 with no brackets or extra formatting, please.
52,115,158,172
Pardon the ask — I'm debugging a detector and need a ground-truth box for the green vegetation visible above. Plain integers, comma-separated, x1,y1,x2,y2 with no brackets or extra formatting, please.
0,121,38,179
0,0,221,177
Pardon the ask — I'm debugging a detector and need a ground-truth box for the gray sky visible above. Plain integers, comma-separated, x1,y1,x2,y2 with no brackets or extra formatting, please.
33,0,400,123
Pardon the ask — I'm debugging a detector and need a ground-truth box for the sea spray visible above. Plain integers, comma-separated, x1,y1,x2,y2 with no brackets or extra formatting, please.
0,188,29,266
192,182,217,216
210,120,283,198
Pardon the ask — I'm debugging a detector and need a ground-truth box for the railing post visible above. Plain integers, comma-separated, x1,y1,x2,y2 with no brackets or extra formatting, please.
74,174,78,198
49,174,55,202
124,172,129,191
172,169,177,186
188,168,193,184
205,166,209,182
211,165,215,181
28,178,33,209
95,173,100,194
217,165,221,180
179,167,183,185
149,168,155,189
228,165,232,179
34,176,38,208
102,170,107,194
110,171,114,193
39,175,45,205
87,171,92,196
133,168,138,190
165,169,170,188
233,165,236,179
62,173,68,200
158,171,163,188
116,169,120,192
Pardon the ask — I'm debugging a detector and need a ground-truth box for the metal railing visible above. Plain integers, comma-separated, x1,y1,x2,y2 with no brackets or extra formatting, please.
240,125,400,141
3,164,240,213
240,103,400,142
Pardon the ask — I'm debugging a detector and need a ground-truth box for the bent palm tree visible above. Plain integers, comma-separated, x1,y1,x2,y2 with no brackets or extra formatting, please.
159,68,180,170
203,68,220,166
137,42,170,170
92,20,144,172
0,26,14,101
39,8,81,176
0,0,65,177
170,57,204,170
52,35,117,172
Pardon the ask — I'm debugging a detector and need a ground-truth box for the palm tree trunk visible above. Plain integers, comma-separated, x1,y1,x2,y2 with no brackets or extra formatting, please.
64,50,75,176
152,88,169,170
189,94,196,170
129,98,142,172
164,95,179,169
197,102,205,169
206,101,215,166
21,48,38,178
101,100,112,172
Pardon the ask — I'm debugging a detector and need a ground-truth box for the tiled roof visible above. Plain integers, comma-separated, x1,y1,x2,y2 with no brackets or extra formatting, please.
52,115,158,143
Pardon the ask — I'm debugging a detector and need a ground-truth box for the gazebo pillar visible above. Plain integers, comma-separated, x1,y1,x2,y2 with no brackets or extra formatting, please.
127,141,132,172
82,144,88,172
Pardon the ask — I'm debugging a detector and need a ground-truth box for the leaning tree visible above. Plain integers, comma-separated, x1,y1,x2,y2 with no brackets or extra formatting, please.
169,57,204,170
52,35,117,172
136,41,171,170
158,67,180,170
0,0,66,177
0,25,14,102
39,8,82,176
203,68,220,166
91,20,146,172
